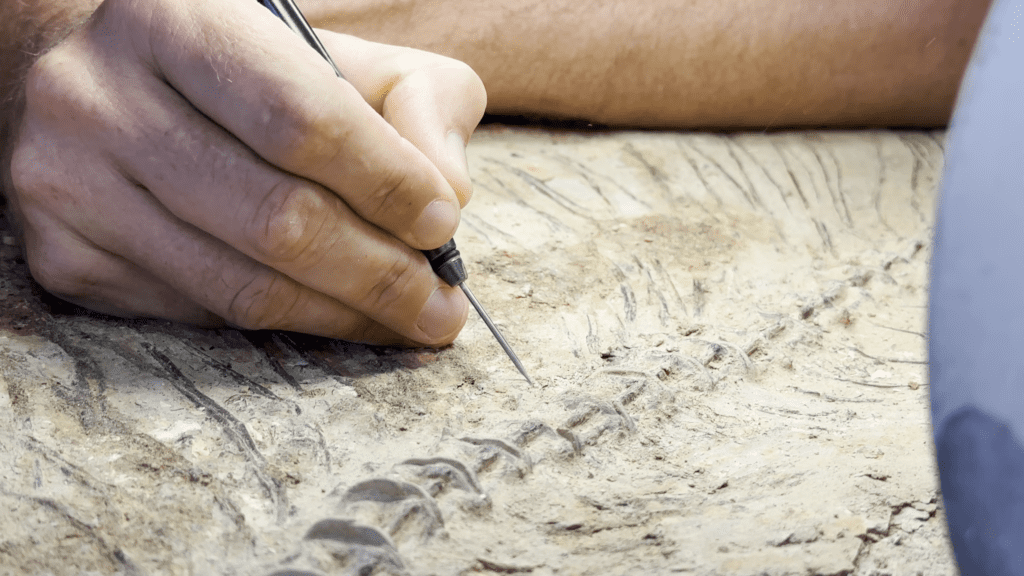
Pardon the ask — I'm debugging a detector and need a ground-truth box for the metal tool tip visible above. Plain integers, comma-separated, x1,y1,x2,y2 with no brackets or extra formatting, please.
460,284,536,386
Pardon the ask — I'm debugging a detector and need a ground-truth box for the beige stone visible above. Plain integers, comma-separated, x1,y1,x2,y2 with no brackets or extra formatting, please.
0,126,952,575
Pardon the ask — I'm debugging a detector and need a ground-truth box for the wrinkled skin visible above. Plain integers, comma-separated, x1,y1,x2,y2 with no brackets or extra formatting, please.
6,0,486,345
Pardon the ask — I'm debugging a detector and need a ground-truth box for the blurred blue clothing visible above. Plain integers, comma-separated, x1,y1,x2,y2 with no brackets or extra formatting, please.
930,0,1024,574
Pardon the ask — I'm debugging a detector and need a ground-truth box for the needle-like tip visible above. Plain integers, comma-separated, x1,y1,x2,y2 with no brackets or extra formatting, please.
460,284,536,386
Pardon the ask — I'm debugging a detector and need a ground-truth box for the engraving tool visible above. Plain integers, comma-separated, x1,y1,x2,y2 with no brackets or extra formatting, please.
257,0,537,386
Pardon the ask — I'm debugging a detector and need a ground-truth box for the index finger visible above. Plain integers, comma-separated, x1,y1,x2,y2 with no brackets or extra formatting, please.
110,0,461,250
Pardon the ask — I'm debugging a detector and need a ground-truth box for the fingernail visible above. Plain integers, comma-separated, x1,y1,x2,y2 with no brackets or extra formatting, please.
412,199,459,248
446,131,473,205
416,287,468,342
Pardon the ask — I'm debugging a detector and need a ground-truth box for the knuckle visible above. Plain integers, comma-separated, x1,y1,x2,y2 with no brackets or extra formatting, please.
417,59,487,121
8,145,45,198
21,73,69,132
225,275,300,331
22,48,68,105
26,44,87,107
26,245,94,299
23,41,116,131
359,165,410,224
21,62,52,110
446,61,488,118
357,254,419,315
10,140,85,214
259,92,347,172
246,180,334,266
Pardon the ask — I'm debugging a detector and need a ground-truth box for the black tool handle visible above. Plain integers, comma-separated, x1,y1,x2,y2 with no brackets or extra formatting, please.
423,240,468,287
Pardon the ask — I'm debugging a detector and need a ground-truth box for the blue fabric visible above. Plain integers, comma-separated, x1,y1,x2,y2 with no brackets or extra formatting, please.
930,0,1024,574
937,408,1024,575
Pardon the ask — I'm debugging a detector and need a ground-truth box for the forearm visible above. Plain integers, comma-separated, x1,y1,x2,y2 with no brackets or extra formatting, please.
301,0,991,128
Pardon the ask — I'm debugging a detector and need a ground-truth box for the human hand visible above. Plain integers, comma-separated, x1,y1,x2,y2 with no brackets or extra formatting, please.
6,0,486,345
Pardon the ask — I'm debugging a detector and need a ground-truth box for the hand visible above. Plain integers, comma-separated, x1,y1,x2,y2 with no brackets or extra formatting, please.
6,0,486,345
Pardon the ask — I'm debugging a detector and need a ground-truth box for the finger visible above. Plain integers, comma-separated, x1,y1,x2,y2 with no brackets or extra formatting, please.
12,124,442,345
97,70,468,342
110,0,461,250
97,185,432,345
20,214,223,326
321,35,488,207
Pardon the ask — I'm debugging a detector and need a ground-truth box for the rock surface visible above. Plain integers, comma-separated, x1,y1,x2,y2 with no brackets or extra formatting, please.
0,126,951,575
